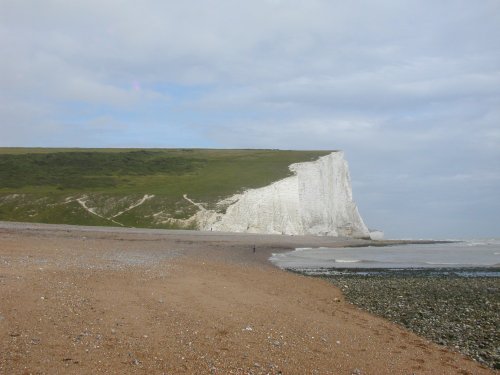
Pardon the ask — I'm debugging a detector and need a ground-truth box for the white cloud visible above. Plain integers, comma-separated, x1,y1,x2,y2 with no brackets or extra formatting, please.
0,0,499,237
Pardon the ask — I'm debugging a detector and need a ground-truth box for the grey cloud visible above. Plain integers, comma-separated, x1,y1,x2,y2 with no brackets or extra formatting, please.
0,0,499,237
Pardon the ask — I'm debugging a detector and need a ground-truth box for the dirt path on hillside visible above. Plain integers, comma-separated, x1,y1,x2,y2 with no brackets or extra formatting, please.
0,222,493,374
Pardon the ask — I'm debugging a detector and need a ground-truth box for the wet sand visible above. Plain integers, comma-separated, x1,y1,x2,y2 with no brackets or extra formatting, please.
0,222,494,374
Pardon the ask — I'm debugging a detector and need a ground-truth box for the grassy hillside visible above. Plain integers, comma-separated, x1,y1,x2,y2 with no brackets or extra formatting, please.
0,148,330,228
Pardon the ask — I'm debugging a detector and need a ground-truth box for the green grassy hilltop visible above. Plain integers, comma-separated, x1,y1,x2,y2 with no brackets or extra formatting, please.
0,148,330,228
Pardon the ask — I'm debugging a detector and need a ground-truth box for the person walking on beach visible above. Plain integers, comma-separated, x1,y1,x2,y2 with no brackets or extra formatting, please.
253,245,256,253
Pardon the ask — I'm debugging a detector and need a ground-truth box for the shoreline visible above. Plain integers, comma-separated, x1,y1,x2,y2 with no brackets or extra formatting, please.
0,222,495,374
285,267,500,277
0,220,448,268
303,269,499,370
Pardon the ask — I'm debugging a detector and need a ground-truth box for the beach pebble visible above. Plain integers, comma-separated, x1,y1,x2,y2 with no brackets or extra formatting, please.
324,271,500,370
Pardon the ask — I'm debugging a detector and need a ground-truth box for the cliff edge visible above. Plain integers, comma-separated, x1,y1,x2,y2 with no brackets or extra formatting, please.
201,151,371,238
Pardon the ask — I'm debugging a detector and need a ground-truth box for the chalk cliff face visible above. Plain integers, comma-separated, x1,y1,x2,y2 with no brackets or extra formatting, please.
201,152,370,238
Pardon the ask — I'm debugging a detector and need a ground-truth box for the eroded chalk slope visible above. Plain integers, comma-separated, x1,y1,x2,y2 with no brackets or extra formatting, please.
198,152,371,238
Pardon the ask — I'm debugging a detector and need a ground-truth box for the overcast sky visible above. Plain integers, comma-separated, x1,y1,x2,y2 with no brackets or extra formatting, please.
1,0,499,239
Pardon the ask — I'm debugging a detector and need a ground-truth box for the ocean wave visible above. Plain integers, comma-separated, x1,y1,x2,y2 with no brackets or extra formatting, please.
271,242,500,270
424,262,462,266
464,239,500,246
331,259,401,266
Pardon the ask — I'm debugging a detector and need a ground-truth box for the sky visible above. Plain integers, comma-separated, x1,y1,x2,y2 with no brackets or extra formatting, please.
1,0,499,239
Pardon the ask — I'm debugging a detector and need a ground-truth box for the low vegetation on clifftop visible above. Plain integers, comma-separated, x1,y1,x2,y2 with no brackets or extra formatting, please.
0,148,329,228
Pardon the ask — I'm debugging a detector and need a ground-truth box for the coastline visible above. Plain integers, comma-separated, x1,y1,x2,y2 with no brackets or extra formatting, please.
0,222,495,374
293,268,499,369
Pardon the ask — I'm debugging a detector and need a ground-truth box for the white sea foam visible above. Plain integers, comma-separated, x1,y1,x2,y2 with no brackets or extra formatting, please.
424,262,463,266
270,240,500,270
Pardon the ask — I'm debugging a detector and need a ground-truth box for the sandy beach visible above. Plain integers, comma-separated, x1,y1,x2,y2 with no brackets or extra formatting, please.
0,222,494,374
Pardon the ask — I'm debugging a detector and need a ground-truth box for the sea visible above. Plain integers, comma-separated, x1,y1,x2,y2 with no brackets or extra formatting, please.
269,239,500,277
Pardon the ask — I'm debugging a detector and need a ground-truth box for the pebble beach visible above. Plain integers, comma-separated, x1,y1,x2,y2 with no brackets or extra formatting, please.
304,269,500,370
0,222,496,374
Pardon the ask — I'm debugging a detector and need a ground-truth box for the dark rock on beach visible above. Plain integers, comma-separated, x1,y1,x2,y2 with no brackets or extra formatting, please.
301,269,500,370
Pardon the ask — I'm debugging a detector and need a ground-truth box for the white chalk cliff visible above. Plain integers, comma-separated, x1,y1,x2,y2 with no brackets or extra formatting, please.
200,151,371,238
